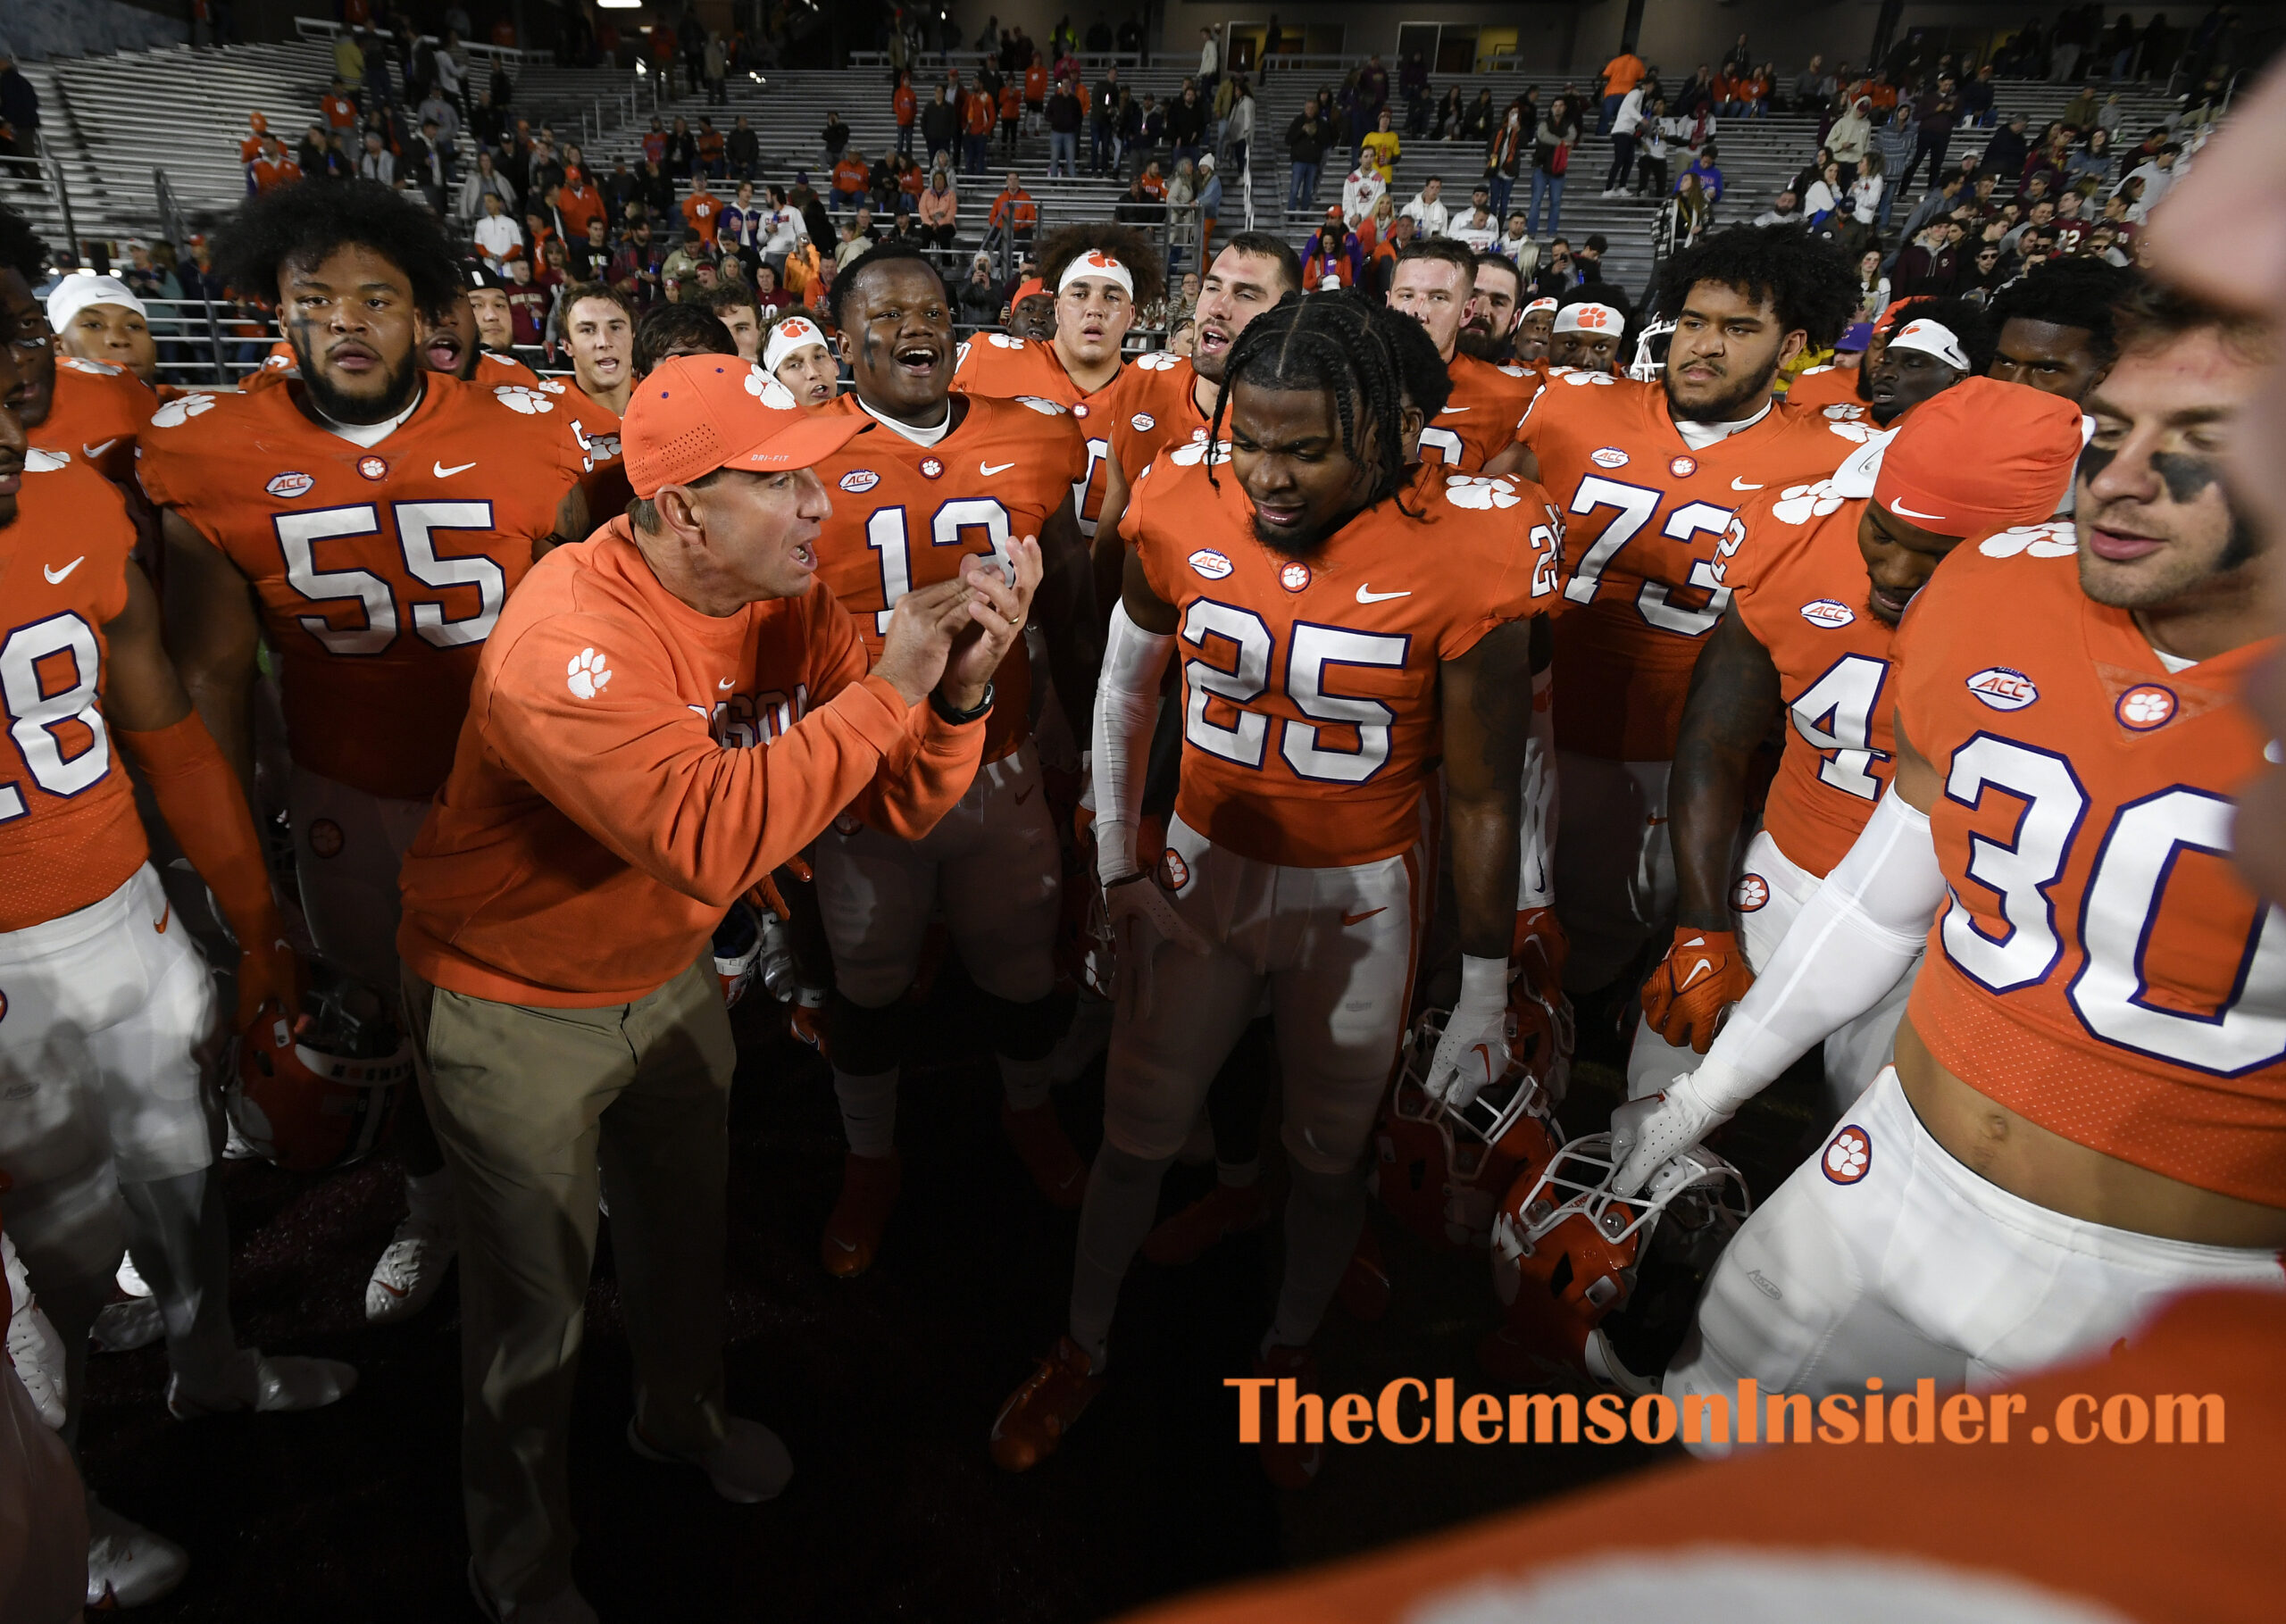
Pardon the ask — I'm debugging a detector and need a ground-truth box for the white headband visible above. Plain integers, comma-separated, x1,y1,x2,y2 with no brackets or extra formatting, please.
1522,297,1559,316
47,272,146,330
763,315,828,375
1553,302,1623,337
1058,250,1134,298
1886,318,1969,371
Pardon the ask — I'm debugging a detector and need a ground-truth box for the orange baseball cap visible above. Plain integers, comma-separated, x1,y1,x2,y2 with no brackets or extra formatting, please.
622,354,864,499
1011,277,1047,304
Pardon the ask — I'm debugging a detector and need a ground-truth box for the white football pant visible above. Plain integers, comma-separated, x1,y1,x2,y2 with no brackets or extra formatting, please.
1103,812,1430,1177
813,741,1061,1009
1667,1065,2286,1445
1553,753,1673,995
289,764,432,994
1626,828,1919,1112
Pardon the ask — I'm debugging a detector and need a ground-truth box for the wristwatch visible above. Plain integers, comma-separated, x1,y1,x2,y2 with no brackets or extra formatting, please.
930,681,994,726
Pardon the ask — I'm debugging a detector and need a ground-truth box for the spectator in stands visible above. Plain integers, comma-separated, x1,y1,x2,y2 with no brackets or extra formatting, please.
963,79,995,176
1047,77,1082,176
1495,212,1537,274
1450,187,1499,251
1168,81,1209,169
914,167,959,249
747,263,795,323
697,116,727,180
1679,141,1723,206
1754,187,1806,228
1896,71,1960,196
889,71,917,160
1531,235,1573,296
502,256,548,346
1982,111,2031,180
436,29,466,116
418,84,459,150
297,123,330,179
682,175,725,248
1301,205,1362,289
988,171,1037,248
609,218,665,304
1598,43,1647,133
1528,94,1577,236
956,254,1000,326
665,115,697,179
718,180,763,272
1893,219,1960,297
1603,77,1648,196
716,114,754,185
1360,109,1400,186
1633,102,1671,198
404,118,450,210
1286,95,1332,212
829,148,869,212
918,88,956,172
332,27,363,94
565,215,609,281
355,128,395,187
1401,177,1449,239
474,190,522,271
1827,96,1873,182
704,31,728,104
251,134,303,194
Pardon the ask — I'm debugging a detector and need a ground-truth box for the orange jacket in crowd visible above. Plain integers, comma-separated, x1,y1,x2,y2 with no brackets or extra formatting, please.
832,154,870,195
989,185,1037,233
964,91,996,137
681,187,723,245
250,154,301,193
894,82,917,125
1024,62,1047,103
999,83,1022,123
555,176,607,241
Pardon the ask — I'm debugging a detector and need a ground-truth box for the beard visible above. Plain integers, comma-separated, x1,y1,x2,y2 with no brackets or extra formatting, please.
1664,346,1783,423
295,335,424,426
1456,324,1512,362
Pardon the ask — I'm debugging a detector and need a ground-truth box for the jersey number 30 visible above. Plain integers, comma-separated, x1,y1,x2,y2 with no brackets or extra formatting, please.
1181,600,1407,784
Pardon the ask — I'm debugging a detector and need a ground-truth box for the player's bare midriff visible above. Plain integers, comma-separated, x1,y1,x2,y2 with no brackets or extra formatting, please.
1895,1019,2286,1249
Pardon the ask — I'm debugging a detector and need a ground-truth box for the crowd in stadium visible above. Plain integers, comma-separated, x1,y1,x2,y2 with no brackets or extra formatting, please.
2,3,2284,1620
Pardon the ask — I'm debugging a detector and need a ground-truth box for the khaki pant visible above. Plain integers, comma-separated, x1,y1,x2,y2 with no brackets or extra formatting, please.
405,958,736,1607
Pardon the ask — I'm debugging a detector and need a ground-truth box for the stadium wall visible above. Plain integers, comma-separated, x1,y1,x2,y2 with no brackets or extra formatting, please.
0,0,187,59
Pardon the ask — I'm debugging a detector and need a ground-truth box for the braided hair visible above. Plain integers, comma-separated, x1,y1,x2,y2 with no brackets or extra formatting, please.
1206,291,1422,515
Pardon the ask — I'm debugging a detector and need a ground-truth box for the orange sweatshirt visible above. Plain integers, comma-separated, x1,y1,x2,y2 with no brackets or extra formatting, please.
396,517,986,1006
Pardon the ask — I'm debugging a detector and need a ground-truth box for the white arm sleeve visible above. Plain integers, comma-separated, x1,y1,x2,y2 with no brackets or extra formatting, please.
1687,790,1948,1114
1092,603,1174,884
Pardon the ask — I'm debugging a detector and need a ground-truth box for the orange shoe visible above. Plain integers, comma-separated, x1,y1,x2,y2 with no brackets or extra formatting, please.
989,1335,1104,1472
1334,1222,1391,1322
1255,1343,1324,1489
1000,1100,1088,1210
1139,1178,1272,1266
821,1152,900,1278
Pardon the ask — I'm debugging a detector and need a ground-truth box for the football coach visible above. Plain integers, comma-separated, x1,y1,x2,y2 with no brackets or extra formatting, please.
396,354,1041,1621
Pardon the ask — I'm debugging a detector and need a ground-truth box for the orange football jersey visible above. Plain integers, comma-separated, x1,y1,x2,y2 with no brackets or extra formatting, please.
1781,362,1871,416
1715,485,1899,878
1418,352,1537,472
1105,349,1210,483
1893,522,2286,1206
0,450,148,929
474,349,546,387
137,375,617,800
31,356,154,485
952,332,1129,535
1519,373,1869,761
1126,450,1563,868
807,393,1089,763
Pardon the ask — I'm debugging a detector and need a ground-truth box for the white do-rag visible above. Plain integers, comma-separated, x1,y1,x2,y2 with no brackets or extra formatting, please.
1522,296,1559,317
1552,301,1623,337
1883,317,1970,371
1057,249,1135,299
47,272,146,330
763,313,829,375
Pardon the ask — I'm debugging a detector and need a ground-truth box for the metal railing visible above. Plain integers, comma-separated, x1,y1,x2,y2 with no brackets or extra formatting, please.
152,171,230,379
293,15,537,68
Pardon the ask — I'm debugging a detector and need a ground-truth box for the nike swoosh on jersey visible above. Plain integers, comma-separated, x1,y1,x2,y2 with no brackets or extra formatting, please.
1888,498,1948,521
154,902,171,935
44,557,85,584
719,678,737,689
433,460,479,478
1356,586,1411,604
1014,785,1036,805
1731,478,1765,491
1439,405,1471,414
980,460,1017,475
1342,907,1386,926
82,438,119,459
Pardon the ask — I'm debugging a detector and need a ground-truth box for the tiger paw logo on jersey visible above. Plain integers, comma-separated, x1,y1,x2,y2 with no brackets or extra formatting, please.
1966,666,2040,712
1559,371,1616,387
838,470,881,495
1589,446,1630,469
1799,598,1855,629
1822,1123,1872,1185
494,384,555,415
23,449,67,473
1132,351,1183,372
307,818,346,859
1445,474,1521,511
62,356,123,376
1188,548,1232,579
566,647,613,699
1979,521,2077,560
1824,420,1881,446
152,393,219,429
1169,437,1230,468
264,471,314,500
1733,873,1769,912
1130,412,1156,431
1668,454,1698,479
1772,480,1848,524
1014,396,1069,416
1072,403,1090,420
1821,403,1867,421
1280,561,1312,593
356,455,388,481
1157,848,1190,892
920,456,945,479
2116,683,2177,731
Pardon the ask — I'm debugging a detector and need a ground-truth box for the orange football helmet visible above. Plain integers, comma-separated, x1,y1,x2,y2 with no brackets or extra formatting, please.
1374,997,1568,1250
1481,1131,1748,1395
229,968,413,1173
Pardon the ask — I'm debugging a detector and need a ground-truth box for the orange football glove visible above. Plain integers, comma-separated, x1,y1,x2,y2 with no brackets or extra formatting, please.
1511,906,1570,1002
1639,928,1753,1054
234,918,304,1035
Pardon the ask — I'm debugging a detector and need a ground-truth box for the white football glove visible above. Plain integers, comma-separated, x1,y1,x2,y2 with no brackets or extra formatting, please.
1610,1070,1735,1198
4,1230,67,1430
1422,956,1511,1109
1105,872,1213,1018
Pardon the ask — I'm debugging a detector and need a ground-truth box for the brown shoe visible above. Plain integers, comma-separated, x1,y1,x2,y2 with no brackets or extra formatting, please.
989,1336,1104,1472
821,1152,901,1278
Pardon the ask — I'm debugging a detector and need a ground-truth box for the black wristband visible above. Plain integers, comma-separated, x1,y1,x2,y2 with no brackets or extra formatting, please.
930,680,994,726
